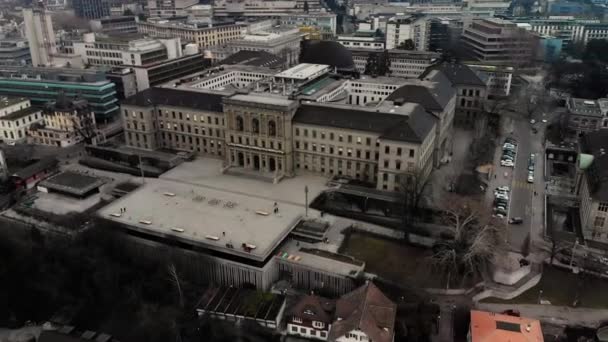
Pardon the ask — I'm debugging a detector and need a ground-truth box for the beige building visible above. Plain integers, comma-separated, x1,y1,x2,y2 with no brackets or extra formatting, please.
0,97,44,143
137,21,246,50
29,98,97,147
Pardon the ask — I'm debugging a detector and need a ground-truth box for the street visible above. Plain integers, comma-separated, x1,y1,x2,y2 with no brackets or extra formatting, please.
488,115,549,253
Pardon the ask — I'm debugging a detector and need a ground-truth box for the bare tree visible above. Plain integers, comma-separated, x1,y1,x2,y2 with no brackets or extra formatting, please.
399,166,431,225
167,263,184,309
430,195,507,288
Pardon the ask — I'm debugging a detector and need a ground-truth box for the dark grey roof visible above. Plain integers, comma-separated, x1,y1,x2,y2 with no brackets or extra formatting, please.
580,129,608,155
0,106,41,120
300,40,355,71
12,157,58,180
421,62,487,86
385,77,455,112
40,171,105,195
121,87,223,112
293,104,435,143
221,50,285,69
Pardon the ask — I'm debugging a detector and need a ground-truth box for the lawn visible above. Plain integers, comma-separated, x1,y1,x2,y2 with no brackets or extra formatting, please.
483,266,608,309
340,231,444,288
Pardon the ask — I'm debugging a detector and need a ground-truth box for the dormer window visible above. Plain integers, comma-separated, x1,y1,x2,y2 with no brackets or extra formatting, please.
313,321,324,329
304,309,315,315
292,316,303,324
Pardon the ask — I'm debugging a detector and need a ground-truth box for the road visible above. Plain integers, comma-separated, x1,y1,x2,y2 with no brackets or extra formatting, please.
489,115,548,253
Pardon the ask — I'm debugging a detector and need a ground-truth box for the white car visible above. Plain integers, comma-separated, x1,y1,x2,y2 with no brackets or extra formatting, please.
495,194,509,201
527,172,534,183
496,186,510,192
501,160,514,167
503,143,516,149
530,119,536,124
542,119,547,123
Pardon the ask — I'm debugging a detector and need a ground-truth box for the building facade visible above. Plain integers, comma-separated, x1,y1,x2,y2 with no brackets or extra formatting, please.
349,49,439,78
29,98,97,147
90,16,139,35
566,97,608,135
147,0,198,17
0,40,31,67
385,15,430,51
131,53,207,91
72,0,111,19
137,21,246,50
0,97,43,143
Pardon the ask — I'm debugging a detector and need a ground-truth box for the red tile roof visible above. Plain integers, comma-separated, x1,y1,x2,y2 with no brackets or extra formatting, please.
470,310,544,342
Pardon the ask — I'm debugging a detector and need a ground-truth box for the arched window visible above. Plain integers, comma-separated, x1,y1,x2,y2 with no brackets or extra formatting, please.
252,118,260,134
236,116,244,131
268,120,276,137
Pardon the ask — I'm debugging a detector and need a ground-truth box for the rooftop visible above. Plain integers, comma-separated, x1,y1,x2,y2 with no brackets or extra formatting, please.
0,96,28,109
274,63,331,81
568,97,603,117
221,50,285,69
196,286,285,320
39,171,106,196
0,106,40,121
122,87,224,112
385,74,455,112
97,178,304,262
420,62,487,87
469,310,543,342
227,93,296,108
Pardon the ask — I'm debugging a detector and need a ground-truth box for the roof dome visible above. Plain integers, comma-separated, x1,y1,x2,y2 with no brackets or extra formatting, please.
299,40,355,71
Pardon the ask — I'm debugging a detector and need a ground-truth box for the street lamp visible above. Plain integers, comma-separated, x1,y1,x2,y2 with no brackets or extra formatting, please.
538,289,543,304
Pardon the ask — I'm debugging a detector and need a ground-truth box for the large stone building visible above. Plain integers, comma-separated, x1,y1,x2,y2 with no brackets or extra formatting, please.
349,49,440,78
0,97,43,143
566,97,608,136
137,21,246,50
29,97,97,147
121,63,454,190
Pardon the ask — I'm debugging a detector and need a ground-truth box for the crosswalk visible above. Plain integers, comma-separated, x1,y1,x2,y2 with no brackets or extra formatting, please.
512,180,534,190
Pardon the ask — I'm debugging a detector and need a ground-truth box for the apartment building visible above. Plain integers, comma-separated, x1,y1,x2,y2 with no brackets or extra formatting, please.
578,130,608,245
0,97,43,143
120,63,450,190
461,18,537,65
90,16,139,35
349,49,439,78
137,21,246,50
148,0,198,17
385,15,430,51
72,0,110,19
29,98,97,147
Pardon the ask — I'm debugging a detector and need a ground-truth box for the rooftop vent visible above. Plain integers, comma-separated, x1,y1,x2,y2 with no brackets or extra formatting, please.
139,220,152,225
171,227,184,233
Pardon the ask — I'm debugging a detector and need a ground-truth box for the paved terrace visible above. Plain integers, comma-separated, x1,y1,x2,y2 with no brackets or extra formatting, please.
97,177,305,262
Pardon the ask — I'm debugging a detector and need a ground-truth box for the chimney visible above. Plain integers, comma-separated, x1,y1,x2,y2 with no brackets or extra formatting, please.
525,324,531,332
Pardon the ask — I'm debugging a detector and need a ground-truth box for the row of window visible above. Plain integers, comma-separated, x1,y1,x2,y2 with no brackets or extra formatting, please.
290,325,327,338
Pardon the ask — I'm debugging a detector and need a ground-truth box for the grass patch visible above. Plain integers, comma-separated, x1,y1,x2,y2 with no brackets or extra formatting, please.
482,266,608,309
340,231,441,288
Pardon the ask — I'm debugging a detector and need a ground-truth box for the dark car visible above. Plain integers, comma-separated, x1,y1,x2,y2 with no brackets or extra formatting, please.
531,127,538,134
508,217,523,224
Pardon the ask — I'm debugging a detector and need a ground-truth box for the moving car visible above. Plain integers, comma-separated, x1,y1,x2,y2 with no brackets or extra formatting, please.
508,217,523,224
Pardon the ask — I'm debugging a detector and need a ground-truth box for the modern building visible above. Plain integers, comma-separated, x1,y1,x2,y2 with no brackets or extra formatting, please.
565,98,608,135
71,33,183,67
337,31,386,51
463,0,511,16
131,53,208,91
208,28,304,66
90,16,139,35
385,14,430,51
137,21,246,50
29,97,97,147
349,49,439,78
0,97,44,143
578,130,608,245
537,35,563,63
147,0,198,17
461,18,537,65
106,68,138,99
23,6,57,67
0,40,31,66
278,13,338,37
212,0,323,17
0,66,119,121
72,0,111,19
548,1,587,15
469,310,544,341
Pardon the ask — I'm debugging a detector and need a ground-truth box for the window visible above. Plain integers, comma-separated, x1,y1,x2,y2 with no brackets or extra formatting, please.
385,146,390,154
304,129,308,137
291,326,297,332
384,160,389,168
348,135,352,143
366,137,371,146
312,130,317,138
356,136,362,144
599,202,608,212
236,116,244,131
295,128,300,136
300,327,306,333
396,161,401,170
252,118,260,134
268,120,276,137
594,216,605,228
293,317,303,324
330,133,334,140
409,149,415,158
397,147,402,156
320,332,327,338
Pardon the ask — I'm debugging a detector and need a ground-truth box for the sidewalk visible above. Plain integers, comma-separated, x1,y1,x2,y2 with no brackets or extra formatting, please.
476,303,608,328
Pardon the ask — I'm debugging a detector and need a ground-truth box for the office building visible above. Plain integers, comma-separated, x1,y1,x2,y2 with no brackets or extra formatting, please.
71,33,182,67
106,68,138,99
72,0,111,19
0,67,118,121
461,18,537,65
212,0,323,17
337,32,386,51
0,97,44,143
23,6,57,67
537,36,563,63
90,16,139,35
463,0,511,15
29,97,97,147
131,53,208,91
137,21,246,50
350,49,439,78
385,15,430,51
0,40,31,66
147,0,198,17
277,13,338,37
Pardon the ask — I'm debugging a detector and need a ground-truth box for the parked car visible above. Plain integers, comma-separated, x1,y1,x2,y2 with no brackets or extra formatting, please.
527,171,534,183
496,186,510,192
496,194,509,201
531,127,538,134
508,217,523,224
495,208,508,216
501,160,514,167
503,150,516,156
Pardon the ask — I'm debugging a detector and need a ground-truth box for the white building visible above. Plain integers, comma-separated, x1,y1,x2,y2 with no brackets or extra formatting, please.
350,49,439,78
278,13,338,36
337,32,385,50
23,7,57,67
0,97,44,143
385,15,430,51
